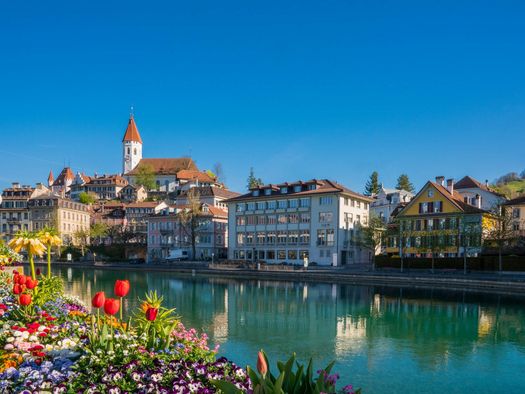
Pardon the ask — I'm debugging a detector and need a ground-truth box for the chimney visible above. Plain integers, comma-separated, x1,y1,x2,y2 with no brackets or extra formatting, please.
435,176,445,186
12,182,20,189
485,179,489,188
446,178,454,195
475,194,481,209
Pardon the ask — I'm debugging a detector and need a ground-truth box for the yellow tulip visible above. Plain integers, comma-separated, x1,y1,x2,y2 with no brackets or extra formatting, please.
8,231,45,279
38,228,62,279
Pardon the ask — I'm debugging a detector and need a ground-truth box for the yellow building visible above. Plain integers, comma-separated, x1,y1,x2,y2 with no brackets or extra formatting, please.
386,177,494,258
503,196,525,238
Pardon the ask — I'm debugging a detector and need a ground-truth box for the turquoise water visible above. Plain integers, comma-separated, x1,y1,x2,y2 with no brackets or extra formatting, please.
54,267,525,393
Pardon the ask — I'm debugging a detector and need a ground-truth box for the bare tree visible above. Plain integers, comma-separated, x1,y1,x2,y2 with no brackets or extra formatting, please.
397,218,417,273
459,216,482,274
354,215,385,270
485,206,518,271
213,162,225,183
423,230,447,274
177,188,202,260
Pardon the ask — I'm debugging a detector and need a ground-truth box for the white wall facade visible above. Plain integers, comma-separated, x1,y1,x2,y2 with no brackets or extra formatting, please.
123,140,142,174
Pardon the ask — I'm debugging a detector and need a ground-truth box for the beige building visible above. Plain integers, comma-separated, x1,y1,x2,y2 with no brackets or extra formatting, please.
504,196,525,237
28,193,90,245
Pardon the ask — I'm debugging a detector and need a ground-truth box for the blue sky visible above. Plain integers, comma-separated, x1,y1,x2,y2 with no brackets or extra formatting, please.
0,1,524,193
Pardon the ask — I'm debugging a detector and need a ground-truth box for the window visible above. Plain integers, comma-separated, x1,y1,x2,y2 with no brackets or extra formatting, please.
267,231,276,244
319,212,333,222
246,216,256,225
267,250,275,259
280,187,288,194
300,250,309,259
247,202,255,211
288,199,298,208
257,232,266,244
428,189,434,197
277,200,287,209
236,216,246,226
288,213,299,224
293,185,302,193
320,196,333,205
246,232,254,244
299,198,310,208
267,215,276,225
278,250,286,260
300,213,310,223
344,197,349,206
277,231,287,244
252,190,259,197
356,200,361,208
513,208,521,218
278,214,287,224
317,229,326,246
256,201,266,210
267,200,276,209
356,215,361,224
236,203,245,212
308,184,317,191
288,230,298,244
288,250,298,260
345,212,353,223
300,230,310,244
264,189,272,196
327,229,335,246
257,216,266,225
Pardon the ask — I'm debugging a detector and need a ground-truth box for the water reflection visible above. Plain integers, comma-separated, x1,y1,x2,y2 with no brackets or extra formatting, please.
53,267,525,393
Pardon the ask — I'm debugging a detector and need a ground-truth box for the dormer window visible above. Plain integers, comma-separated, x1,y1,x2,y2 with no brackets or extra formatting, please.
252,190,259,197
280,187,288,194
264,189,272,196
308,184,317,191
294,185,302,193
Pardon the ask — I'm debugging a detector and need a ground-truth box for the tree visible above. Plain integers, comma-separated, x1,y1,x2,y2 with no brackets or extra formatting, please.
354,215,385,270
135,163,156,191
177,187,202,260
73,229,90,257
459,217,482,274
423,230,447,274
396,174,415,193
79,191,97,204
364,171,380,196
90,223,108,245
213,162,225,183
395,218,417,273
247,167,263,190
485,207,518,271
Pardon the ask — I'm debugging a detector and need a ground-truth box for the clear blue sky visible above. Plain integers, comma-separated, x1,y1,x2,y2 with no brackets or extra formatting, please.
0,0,524,193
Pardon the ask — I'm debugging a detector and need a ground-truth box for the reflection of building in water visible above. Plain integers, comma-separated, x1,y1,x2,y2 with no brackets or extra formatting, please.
210,287,229,343
335,316,367,356
478,307,495,337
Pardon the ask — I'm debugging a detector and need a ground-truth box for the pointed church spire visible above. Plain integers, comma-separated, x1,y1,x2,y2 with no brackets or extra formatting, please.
122,113,143,144
48,169,54,187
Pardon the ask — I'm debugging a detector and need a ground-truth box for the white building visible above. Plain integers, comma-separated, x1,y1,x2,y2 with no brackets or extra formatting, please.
454,176,507,212
122,114,143,174
370,186,414,223
225,179,373,266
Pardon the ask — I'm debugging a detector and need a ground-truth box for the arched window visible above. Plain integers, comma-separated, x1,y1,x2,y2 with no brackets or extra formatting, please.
127,147,130,154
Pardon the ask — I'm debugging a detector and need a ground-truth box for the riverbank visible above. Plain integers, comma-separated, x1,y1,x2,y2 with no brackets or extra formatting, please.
35,260,525,296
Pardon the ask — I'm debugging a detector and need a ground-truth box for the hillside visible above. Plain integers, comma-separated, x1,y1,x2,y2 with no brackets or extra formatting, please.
492,179,525,199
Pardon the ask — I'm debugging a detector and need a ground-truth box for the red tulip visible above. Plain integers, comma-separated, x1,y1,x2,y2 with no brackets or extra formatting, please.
114,280,130,298
145,307,158,321
13,284,23,294
17,275,27,285
19,294,32,306
104,298,120,315
26,279,38,290
36,268,41,276
257,351,268,377
92,292,106,308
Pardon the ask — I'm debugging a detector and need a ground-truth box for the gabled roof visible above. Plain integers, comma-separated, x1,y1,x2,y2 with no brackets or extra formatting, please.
126,158,198,176
398,180,487,217
176,170,216,183
177,186,240,200
52,167,74,186
503,195,525,206
47,170,54,184
454,175,505,197
122,115,142,144
225,179,373,202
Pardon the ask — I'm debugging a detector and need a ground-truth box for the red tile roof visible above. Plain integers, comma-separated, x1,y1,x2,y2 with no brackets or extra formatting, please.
126,158,198,176
176,170,216,183
122,115,142,144
52,167,74,186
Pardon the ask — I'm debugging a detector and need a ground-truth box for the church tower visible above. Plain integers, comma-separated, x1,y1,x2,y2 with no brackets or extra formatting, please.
122,114,143,174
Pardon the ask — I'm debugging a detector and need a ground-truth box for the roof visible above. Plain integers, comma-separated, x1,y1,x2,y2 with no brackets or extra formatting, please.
47,170,54,183
176,170,216,183
204,206,228,218
503,195,525,206
126,158,198,176
125,201,163,208
178,186,240,200
454,176,505,197
225,179,373,203
399,180,487,217
122,115,142,144
52,167,74,186
87,174,127,185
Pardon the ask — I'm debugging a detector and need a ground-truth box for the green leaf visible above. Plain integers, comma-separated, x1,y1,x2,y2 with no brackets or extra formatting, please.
211,380,243,394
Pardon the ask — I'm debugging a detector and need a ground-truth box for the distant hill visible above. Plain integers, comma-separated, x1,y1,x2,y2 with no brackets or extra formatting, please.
492,179,525,199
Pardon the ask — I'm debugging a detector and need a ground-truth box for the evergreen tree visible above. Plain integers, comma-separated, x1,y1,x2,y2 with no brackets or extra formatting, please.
247,167,263,190
364,171,380,196
396,174,415,192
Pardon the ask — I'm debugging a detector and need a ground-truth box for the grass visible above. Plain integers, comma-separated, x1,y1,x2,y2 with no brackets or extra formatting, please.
492,179,525,199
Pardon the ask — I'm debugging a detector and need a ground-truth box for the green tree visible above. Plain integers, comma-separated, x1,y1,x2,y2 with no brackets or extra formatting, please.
177,187,202,259
396,174,415,193
135,163,156,191
364,171,380,196
90,223,109,245
247,167,263,190
79,191,97,204
354,215,385,270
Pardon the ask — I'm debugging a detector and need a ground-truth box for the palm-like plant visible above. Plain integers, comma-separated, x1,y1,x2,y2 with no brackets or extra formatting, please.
38,227,62,278
8,231,46,279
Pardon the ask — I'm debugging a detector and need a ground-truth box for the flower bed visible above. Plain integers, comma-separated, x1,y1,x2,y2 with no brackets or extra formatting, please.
0,270,358,393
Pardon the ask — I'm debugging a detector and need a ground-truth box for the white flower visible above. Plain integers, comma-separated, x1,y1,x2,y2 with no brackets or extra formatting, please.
28,335,37,342
6,337,14,343
4,344,14,350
